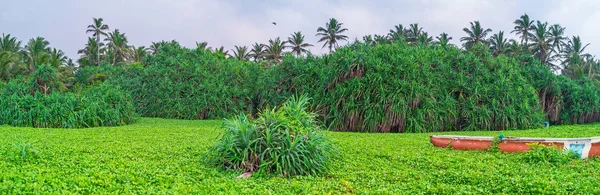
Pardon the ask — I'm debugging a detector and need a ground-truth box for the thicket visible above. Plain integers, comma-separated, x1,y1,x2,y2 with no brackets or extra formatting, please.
103,41,600,132
0,74,136,128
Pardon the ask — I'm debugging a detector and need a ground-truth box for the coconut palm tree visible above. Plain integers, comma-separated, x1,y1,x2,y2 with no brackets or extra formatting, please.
489,31,509,56
196,41,211,51
86,18,109,66
0,49,25,81
511,13,535,45
213,46,229,58
286,31,313,56
416,32,433,45
460,21,492,50
562,36,591,70
231,45,251,61
24,37,51,71
105,29,129,64
316,18,349,52
77,37,104,67
388,24,406,41
48,48,68,68
406,23,423,43
250,43,265,61
128,46,149,63
435,33,452,48
150,41,164,55
265,37,286,60
549,24,566,54
0,33,22,52
529,21,553,64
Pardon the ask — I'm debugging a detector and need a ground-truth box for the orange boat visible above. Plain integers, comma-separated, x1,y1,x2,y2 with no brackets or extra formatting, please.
430,135,600,158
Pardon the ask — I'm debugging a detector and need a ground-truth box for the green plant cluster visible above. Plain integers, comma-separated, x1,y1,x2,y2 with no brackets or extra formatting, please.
103,41,600,132
206,95,334,177
0,80,136,128
521,143,579,164
1,118,600,194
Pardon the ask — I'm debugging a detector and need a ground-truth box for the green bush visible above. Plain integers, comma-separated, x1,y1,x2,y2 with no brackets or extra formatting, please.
521,143,579,164
206,95,335,177
0,80,136,128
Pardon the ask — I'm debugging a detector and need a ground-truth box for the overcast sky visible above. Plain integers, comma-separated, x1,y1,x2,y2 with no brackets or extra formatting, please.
2,0,600,60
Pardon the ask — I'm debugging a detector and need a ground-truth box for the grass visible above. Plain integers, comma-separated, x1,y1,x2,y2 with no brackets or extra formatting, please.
1,118,600,194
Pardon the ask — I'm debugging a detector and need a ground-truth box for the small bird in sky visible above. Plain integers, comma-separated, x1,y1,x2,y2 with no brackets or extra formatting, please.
272,22,276,25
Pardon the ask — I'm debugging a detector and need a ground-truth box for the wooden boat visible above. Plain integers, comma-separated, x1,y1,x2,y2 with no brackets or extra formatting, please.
430,135,600,158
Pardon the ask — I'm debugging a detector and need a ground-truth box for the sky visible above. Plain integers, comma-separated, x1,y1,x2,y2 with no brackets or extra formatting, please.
2,0,600,61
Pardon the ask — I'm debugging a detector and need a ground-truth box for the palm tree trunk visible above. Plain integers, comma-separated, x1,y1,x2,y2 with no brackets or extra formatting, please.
96,33,100,66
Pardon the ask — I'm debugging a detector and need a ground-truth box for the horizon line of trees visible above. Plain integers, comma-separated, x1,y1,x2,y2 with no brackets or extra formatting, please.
1,13,599,85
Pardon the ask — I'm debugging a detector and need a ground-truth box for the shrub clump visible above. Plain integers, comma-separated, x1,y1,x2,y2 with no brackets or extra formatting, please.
521,143,579,164
206,95,335,177
0,80,136,128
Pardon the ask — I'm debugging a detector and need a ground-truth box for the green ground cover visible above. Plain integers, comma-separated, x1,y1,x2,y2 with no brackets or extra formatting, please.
1,118,600,194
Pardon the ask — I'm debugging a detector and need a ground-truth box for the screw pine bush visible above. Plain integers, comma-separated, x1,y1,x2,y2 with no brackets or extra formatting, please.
206,95,335,177
0,80,136,128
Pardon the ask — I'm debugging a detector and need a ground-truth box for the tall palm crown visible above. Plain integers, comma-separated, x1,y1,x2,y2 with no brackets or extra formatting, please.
196,41,211,51
48,48,68,68
0,33,22,52
417,32,433,45
435,33,452,47
549,24,566,53
231,45,251,61
24,37,51,70
489,31,509,56
250,43,265,61
388,24,405,41
529,21,553,64
511,13,535,45
129,46,149,63
86,18,109,66
213,46,229,58
406,23,423,43
78,37,104,67
316,18,348,52
265,37,286,60
105,29,129,64
562,36,591,69
287,31,313,56
460,21,492,50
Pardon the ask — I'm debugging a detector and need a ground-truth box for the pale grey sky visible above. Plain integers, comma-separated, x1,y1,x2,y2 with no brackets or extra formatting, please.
2,0,600,60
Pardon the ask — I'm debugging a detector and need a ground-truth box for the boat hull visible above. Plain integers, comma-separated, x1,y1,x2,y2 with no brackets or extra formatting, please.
430,135,600,159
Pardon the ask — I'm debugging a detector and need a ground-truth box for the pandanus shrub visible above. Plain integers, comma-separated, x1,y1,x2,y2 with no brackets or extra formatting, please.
0,79,136,128
206,95,335,177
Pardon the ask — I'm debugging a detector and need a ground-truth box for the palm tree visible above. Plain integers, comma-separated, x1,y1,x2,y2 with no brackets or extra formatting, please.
0,33,22,52
406,23,423,43
549,24,566,54
511,13,535,45
435,33,453,48
460,21,492,50
150,41,164,55
416,32,433,45
489,31,509,56
374,34,390,45
77,37,104,67
129,46,149,62
388,24,405,41
24,37,51,71
562,36,591,70
196,41,211,51
265,37,286,60
286,31,313,56
86,18,109,66
231,45,251,61
529,21,553,64
105,29,129,64
0,49,25,81
316,18,349,52
48,48,67,68
250,43,265,61
213,46,229,58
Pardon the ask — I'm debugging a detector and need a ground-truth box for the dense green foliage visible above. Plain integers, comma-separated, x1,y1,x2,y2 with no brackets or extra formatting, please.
105,41,600,132
0,80,136,128
1,118,600,194
521,143,579,164
206,95,334,176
